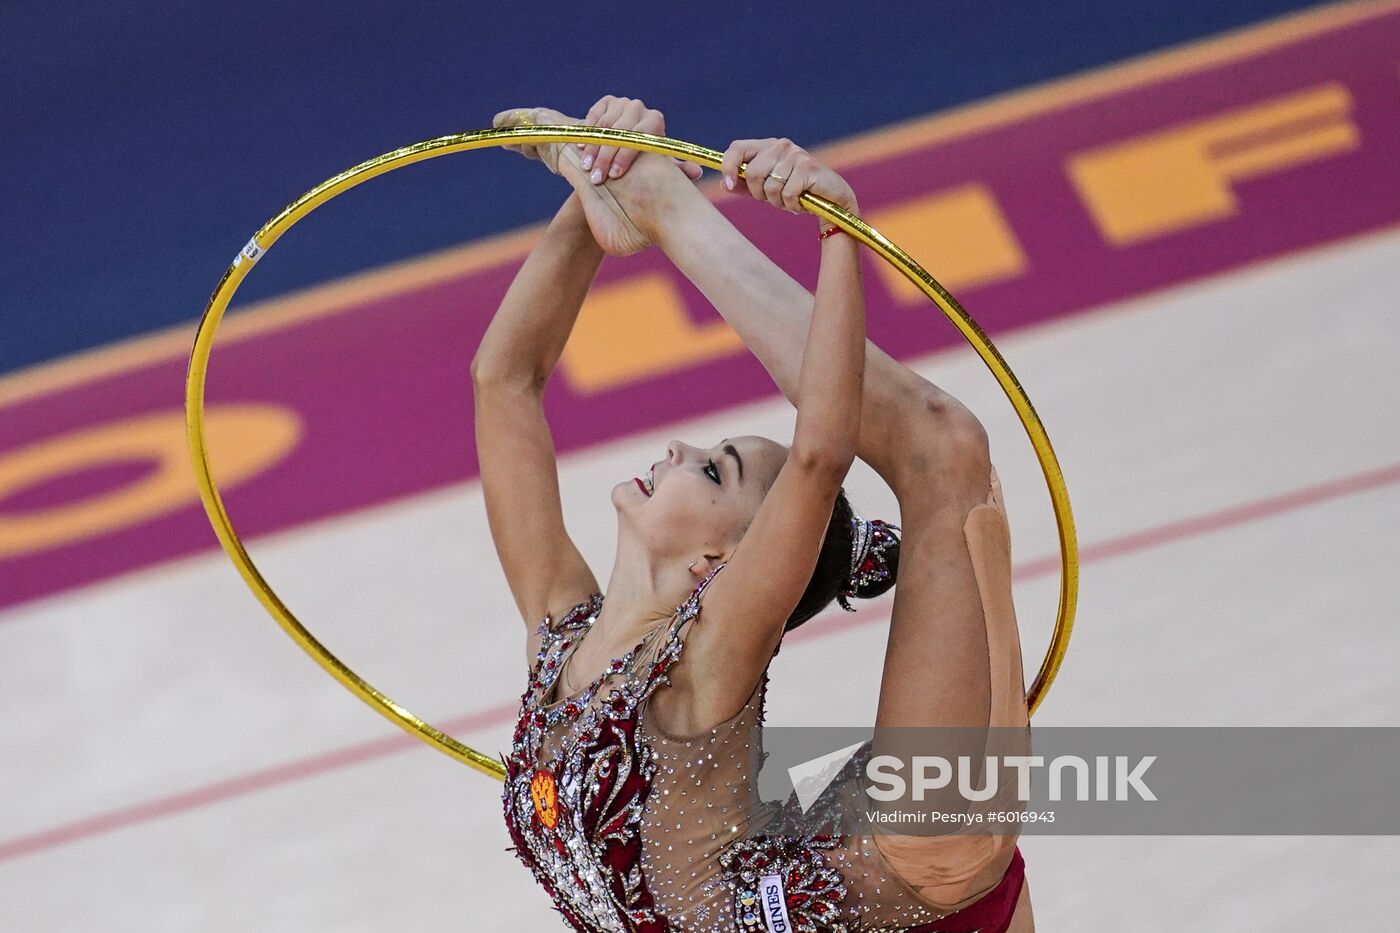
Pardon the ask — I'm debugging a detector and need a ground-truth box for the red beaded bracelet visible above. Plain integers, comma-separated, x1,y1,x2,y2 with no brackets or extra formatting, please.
819,224,847,240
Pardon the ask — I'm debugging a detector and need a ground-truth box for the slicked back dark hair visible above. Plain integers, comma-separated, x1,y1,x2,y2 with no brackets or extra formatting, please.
783,487,900,632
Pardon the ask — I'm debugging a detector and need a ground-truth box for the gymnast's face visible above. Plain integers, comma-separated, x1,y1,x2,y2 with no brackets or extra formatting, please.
614,435,789,558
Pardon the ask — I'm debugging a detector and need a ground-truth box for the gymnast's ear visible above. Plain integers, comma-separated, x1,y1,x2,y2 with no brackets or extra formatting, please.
688,553,724,580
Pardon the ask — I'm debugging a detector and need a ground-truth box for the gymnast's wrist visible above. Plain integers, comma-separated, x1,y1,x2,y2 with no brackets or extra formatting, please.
818,211,858,238
553,195,603,248
817,197,859,233
555,192,587,224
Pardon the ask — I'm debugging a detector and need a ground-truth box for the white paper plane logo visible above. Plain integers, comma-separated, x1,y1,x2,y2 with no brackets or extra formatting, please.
787,741,867,813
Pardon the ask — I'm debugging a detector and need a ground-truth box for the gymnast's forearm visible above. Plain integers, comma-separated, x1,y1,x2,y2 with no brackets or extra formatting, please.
646,184,972,429
648,193,816,406
791,224,864,463
470,194,603,389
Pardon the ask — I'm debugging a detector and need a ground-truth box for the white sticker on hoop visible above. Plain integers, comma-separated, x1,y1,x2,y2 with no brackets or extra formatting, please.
237,237,265,266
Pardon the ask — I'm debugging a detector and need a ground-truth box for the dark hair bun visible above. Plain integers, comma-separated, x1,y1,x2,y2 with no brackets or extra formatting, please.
784,491,901,633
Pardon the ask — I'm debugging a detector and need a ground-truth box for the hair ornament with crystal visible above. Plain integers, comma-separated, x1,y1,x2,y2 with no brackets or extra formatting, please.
835,513,901,612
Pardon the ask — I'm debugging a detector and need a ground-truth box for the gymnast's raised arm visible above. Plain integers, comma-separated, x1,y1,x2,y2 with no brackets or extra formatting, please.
588,104,983,488
470,193,605,661
658,138,870,725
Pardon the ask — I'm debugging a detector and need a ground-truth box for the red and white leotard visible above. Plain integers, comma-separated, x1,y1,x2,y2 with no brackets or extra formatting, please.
501,564,1026,932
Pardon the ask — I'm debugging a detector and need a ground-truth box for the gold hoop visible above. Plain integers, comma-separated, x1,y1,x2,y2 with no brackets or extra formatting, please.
185,125,1078,782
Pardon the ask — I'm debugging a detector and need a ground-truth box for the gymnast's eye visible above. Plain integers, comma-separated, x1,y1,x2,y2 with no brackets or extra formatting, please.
705,460,720,484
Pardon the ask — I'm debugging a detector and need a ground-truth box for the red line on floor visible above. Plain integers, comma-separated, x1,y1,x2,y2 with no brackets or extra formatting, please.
2,460,1397,863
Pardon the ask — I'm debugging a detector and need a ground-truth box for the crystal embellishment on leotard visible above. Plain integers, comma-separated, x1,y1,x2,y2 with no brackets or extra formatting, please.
502,566,728,933
501,559,1016,932
715,834,849,932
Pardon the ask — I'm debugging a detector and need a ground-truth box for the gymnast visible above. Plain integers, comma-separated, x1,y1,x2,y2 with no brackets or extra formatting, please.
472,95,1034,932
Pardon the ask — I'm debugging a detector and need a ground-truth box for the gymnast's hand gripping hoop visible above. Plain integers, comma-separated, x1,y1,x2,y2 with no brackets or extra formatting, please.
185,125,1078,782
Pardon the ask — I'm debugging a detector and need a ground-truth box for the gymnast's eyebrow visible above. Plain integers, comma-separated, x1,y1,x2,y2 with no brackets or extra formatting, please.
720,439,744,483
